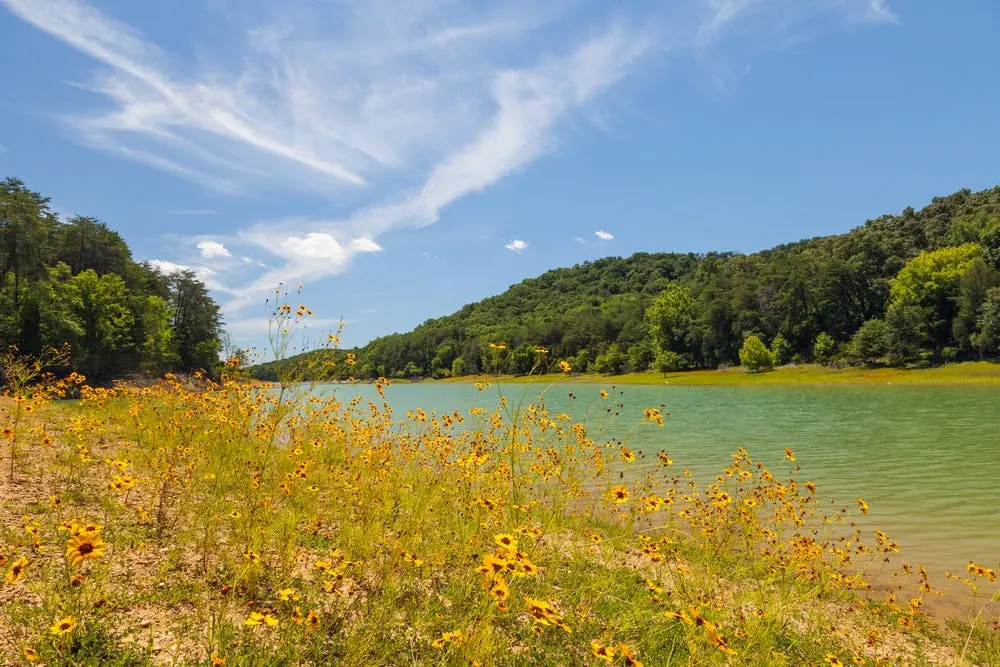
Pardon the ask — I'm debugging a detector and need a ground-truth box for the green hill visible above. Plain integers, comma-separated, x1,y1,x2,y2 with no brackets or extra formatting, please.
251,185,1000,381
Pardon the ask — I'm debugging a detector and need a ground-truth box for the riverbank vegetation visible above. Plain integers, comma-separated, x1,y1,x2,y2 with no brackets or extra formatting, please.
1,334,997,665
438,361,1000,387
252,185,1000,382
0,177,223,380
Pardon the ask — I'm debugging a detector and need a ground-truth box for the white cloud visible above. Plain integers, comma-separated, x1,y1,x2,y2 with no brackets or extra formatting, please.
2,0,896,314
148,259,220,289
595,230,614,241
197,240,231,258
349,238,382,253
505,239,528,252
280,232,349,263
272,232,381,264
573,236,586,244
148,259,188,275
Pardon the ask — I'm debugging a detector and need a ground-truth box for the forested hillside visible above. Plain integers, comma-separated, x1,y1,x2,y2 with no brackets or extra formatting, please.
253,185,1000,381
0,177,223,380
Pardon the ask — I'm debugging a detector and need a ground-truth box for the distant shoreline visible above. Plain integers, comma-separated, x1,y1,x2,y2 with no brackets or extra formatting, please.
428,361,1000,387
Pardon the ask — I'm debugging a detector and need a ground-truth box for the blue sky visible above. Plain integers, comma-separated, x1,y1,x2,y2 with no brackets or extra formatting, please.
1,0,999,355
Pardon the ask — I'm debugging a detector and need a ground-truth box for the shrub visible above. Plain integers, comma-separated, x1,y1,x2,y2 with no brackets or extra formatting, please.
812,332,836,364
770,333,792,365
851,319,890,366
739,335,774,372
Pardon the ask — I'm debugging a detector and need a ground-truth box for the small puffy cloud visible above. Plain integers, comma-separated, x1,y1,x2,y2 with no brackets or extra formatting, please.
349,237,382,253
149,259,189,275
197,240,231,258
595,230,614,241
505,239,528,252
280,232,348,263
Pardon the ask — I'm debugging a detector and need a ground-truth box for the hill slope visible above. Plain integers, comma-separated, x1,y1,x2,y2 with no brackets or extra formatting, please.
252,185,1000,380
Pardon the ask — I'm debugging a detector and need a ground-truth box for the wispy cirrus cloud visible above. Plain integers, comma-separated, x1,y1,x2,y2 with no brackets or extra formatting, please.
1,0,895,317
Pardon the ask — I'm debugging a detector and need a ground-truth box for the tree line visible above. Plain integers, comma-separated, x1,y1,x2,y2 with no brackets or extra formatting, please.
251,185,1000,381
0,177,223,381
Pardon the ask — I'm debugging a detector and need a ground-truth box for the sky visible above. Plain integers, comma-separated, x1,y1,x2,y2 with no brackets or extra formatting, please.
1,0,999,354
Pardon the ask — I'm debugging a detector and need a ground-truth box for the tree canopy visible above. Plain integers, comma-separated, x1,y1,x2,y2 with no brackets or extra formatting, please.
0,177,223,380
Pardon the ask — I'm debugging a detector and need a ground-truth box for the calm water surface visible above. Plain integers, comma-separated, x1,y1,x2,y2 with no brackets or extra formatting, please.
316,381,1000,579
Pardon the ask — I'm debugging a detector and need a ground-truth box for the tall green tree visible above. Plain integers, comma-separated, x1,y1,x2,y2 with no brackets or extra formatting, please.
972,288,1000,357
851,319,890,366
54,216,132,276
166,270,222,374
645,283,694,354
0,178,57,312
70,270,137,377
952,258,1000,352
889,243,982,352
137,295,179,374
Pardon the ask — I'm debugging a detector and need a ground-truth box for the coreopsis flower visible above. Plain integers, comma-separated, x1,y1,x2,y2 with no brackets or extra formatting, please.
277,588,300,602
609,485,629,504
244,611,278,627
619,644,644,667
523,596,571,632
431,629,462,649
6,556,28,584
66,528,106,567
494,534,517,550
591,641,617,663
643,408,664,426
50,616,77,636
488,577,509,605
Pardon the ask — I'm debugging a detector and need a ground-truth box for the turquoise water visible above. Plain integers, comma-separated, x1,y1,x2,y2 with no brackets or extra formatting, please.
314,381,1000,579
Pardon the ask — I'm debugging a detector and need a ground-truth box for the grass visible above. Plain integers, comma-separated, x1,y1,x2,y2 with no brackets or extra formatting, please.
438,361,1000,387
0,338,997,664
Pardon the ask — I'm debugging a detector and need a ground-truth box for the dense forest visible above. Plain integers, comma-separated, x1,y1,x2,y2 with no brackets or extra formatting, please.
252,185,1000,381
0,177,223,380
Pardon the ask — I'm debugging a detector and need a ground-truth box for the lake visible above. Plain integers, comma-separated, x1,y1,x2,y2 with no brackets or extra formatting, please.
314,380,999,584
